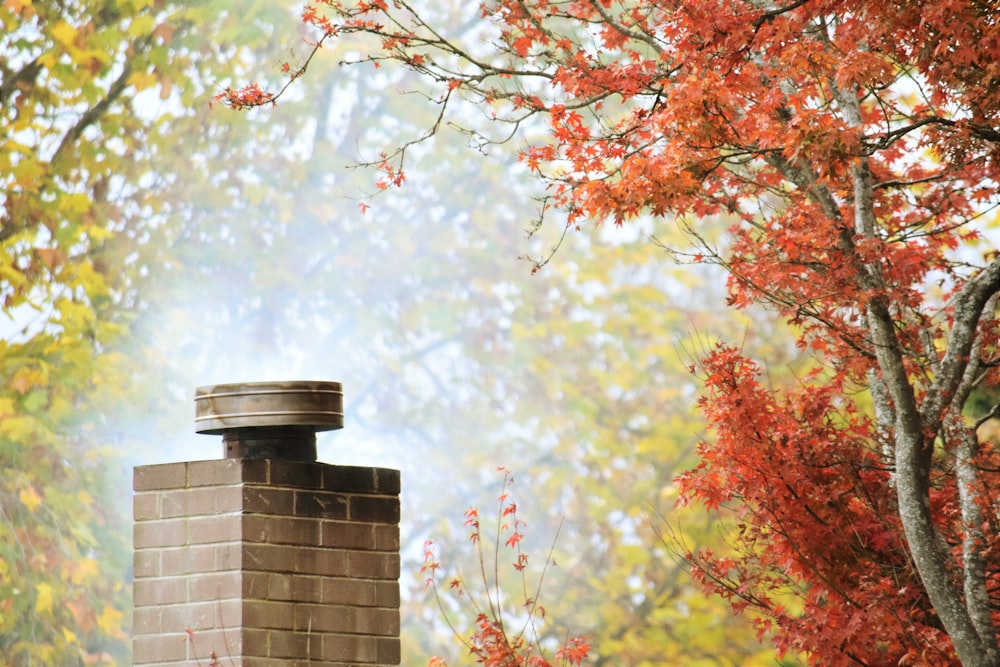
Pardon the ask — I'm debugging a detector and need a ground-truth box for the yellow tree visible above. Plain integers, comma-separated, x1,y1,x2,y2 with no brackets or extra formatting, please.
1,0,315,662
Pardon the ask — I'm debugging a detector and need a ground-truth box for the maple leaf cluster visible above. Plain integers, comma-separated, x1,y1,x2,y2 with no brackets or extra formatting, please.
677,344,1000,665
421,469,589,667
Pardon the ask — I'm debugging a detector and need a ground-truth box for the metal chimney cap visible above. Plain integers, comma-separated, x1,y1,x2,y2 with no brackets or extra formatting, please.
194,380,344,435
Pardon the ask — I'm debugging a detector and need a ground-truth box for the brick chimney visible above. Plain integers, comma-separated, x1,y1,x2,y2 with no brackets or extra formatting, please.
132,381,400,666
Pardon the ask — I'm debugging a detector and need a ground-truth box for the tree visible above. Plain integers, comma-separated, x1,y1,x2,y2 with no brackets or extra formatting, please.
220,0,1000,664
1,0,182,659
0,0,332,662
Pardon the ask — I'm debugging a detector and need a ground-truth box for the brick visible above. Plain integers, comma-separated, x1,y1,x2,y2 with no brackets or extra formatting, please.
160,600,227,633
321,521,374,550
159,486,244,518
269,631,314,659
321,579,375,606
241,659,305,667
134,492,159,520
374,582,399,609
134,519,187,549
244,486,295,515
348,496,399,525
134,463,188,492
265,574,323,603
189,514,242,544
243,543,300,574
159,490,188,519
269,460,323,489
295,604,351,633
241,571,268,599
374,525,399,552
243,628,270,657
133,606,161,634
188,459,265,487
217,543,244,570
189,571,243,602
347,552,399,580
373,468,400,495
161,545,214,576
182,627,242,659
270,517,321,546
134,577,188,606
322,466,377,494
244,600,294,630
132,633,188,663
350,607,399,636
295,547,349,577
321,634,377,663
244,515,321,546
134,549,160,578
377,636,401,664
295,491,348,519
212,485,246,513
242,514,269,543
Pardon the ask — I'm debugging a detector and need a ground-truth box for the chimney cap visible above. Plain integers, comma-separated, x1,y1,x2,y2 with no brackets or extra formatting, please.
194,380,344,435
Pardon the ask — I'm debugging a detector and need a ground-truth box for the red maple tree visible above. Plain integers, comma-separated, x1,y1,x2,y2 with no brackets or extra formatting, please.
219,1,1000,664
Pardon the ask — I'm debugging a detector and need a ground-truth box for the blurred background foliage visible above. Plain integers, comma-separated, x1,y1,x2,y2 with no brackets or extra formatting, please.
1,0,806,664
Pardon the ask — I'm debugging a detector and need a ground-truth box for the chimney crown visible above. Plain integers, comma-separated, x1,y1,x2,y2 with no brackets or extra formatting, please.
195,380,344,461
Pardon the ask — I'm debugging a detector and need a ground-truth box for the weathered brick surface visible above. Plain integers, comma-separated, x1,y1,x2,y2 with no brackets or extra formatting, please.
133,460,400,666
294,490,349,519
349,496,400,524
132,633,187,664
321,578,377,606
134,463,187,492
377,637,401,664
321,521,375,550
133,577,188,606
269,460,323,489
134,518,186,549
188,458,267,487
347,552,400,580
189,514,242,544
244,514,321,546
266,573,324,603
134,549,159,578
189,571,242,602
374,525,400,552
133,492,158,521
373,468,401,496
243,486,295,515
374,582,400,609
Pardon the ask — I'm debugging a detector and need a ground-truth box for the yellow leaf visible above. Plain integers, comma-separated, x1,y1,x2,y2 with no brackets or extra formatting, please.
51,21,77,48
70,557,98,585
97,605,125,639
19,486,42,513
62,627,78,645
10,366,44,394
37,51,57,70
62,193,91,214
126,69,158,92
35,582,53,615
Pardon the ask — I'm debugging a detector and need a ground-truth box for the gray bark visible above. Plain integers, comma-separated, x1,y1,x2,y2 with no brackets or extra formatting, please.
834,79,1000,667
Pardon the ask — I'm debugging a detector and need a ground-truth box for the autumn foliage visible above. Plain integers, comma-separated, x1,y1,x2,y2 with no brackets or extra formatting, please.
222,0,1000,664
421,469,589,667
676,345,991,665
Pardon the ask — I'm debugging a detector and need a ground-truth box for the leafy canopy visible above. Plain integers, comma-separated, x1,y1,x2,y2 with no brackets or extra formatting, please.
219,0,1000,665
